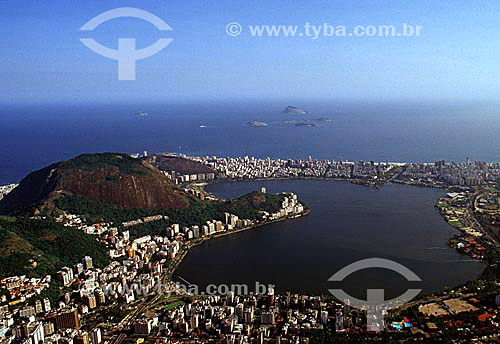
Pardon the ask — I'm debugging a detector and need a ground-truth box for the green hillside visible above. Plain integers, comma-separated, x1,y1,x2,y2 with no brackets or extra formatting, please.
59,153,150,176
54,191,287,238
0,216,109,278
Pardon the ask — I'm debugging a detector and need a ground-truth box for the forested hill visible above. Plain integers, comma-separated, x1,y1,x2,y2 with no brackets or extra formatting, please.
0,216,109,278
0,153,191,214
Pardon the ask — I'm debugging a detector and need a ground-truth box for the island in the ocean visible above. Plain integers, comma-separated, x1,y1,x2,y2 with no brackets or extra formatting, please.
285,118,331,126
246,121,269,127
294,122,317,127
313,117,332,122
283,105,306,115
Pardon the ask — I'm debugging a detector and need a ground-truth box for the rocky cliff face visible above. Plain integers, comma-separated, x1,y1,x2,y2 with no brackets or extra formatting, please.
0,153,190,214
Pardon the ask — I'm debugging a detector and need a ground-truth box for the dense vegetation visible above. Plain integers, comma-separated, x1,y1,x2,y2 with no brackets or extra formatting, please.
59,153,150,176
164,191,287,226
0,216,109,278
54,194,164,224
217,191,286,219
0,187,287,280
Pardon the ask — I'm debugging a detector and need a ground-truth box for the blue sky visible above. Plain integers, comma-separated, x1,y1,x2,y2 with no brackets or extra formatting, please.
2,0,500,104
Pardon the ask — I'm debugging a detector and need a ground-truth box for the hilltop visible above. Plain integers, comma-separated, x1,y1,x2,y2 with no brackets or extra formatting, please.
0,153,190,215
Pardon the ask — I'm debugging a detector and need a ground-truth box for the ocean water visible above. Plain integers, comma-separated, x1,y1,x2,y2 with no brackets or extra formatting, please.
0,101,490,295
176,180,485,298
2,100,500,183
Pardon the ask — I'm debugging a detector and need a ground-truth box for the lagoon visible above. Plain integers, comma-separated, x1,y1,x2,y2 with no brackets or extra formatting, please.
175,180,485,299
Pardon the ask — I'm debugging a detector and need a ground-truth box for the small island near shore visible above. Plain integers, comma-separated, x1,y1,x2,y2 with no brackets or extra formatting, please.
245,121,269,127
283,105,306,115
294,122,317,127
314,117,332,122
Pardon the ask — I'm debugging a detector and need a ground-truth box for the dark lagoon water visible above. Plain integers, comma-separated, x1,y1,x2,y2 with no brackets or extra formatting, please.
175,180,485,299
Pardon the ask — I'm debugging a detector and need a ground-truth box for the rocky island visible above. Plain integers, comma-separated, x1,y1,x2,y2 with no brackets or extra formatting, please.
245,121,269,127
294,122,317,127
313,117,332,122
283,105,306,115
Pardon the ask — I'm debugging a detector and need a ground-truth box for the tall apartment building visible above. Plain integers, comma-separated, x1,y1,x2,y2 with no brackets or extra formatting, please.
53,308,80,330
82,256,93,270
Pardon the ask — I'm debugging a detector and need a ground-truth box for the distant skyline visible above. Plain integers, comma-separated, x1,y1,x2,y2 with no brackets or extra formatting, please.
3,0,500,104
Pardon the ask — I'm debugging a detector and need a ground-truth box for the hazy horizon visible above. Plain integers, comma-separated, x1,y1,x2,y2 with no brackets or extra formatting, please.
3,0,500,104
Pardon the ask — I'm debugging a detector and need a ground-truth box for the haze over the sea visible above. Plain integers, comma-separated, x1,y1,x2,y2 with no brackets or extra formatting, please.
2,100,500,183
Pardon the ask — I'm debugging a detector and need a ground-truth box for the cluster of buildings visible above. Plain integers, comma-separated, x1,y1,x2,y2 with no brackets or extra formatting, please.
0,183,17,201
140,152,216,185
0,230,168,343
135,279,500,342
134,291,357,343
0,276,51,310
56,214,168,236
156,168,216,185
0,256,102,343
183,155,500,190
0,183,306,344
188,156,393,181
56,214,111,236
3,306,102,344
122,215,166,228
400,160,500,187
449,236,488,260
412,285,500,341
0,215,160,342
0,272,104,344
438,192,484,236
133,285,500,343
437,191,496,260
264,192,305,220
169,171,215,185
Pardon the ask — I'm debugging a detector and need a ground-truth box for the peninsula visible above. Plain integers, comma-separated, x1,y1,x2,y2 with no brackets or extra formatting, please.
0,153,499,343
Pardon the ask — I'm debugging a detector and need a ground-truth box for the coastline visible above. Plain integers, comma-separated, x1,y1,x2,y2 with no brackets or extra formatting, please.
201,176,385,188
